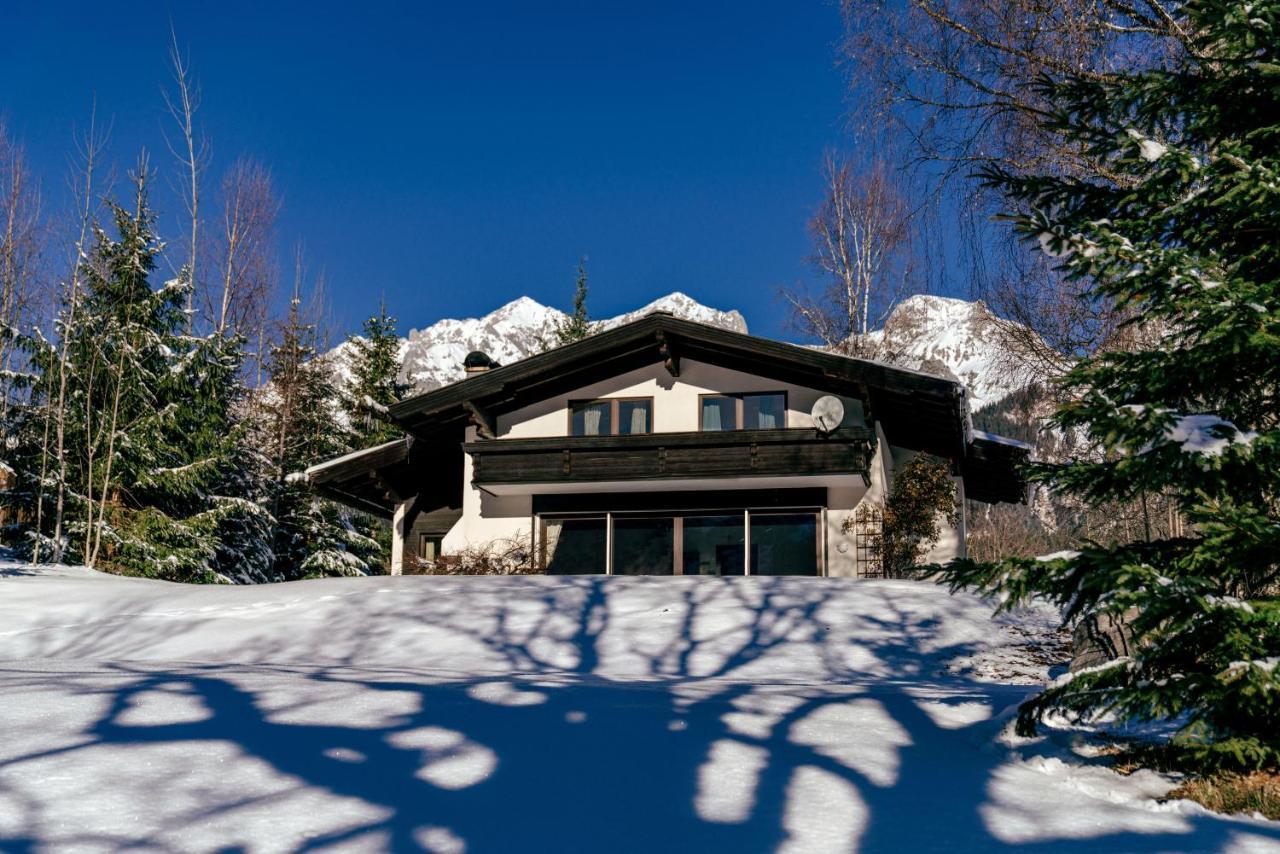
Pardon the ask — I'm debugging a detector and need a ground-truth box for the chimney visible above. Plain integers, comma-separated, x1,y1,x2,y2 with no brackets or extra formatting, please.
463,350,497,374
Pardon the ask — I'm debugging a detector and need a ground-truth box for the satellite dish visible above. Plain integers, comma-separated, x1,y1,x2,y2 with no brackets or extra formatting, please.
811,395,844,434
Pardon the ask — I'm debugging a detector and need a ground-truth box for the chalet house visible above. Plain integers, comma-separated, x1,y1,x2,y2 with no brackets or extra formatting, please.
303,311,1027,577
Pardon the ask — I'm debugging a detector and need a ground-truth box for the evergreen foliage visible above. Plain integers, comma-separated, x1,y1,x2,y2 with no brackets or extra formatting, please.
879,454,958,577
551,258,596,346
0,169,384,585
1,173,272,581
938,0,1280,770
341,302,404,446
259,294,382,579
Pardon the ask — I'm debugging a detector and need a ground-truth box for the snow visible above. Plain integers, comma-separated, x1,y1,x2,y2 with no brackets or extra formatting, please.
1160,413,1259,456
1127,128,1169,162
329,292,748,395
1036,550,1082,562
1224,657,1280,677
971,430,1034,451
302,436,407,478
866,295,1038,412
1,563,1276,852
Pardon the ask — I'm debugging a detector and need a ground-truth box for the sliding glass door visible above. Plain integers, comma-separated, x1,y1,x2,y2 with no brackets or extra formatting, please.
612,516,675,575
540,509,821,576
543,517,607,575
749,513,819,576
682,515,746,576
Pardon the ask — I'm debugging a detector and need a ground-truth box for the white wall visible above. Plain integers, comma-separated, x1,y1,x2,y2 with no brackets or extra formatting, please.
496,360,866,438
442,424,534,554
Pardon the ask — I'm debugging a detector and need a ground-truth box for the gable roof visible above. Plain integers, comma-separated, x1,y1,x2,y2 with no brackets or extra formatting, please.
310,312,1028,512
390,311,970,454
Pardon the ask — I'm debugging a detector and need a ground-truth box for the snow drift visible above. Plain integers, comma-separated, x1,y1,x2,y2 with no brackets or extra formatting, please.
0,565,1274,852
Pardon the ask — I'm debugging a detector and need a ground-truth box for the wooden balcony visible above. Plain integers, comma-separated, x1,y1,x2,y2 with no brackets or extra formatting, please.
464,427,874,488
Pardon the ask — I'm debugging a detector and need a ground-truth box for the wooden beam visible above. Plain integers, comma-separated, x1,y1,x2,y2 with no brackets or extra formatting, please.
463,400,496,439
656,330,680,377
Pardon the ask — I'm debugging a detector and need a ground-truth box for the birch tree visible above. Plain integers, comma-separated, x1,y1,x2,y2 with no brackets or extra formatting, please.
783,155,911,354
210,157,279,338
163,24,207,330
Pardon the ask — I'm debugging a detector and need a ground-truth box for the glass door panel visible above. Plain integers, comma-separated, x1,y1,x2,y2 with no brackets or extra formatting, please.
543,517,606,574
682,515,745,576
749,513,819,576
612,516,674,575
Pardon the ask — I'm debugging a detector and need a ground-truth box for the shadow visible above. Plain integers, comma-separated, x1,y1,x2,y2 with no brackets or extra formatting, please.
0,574,1276,852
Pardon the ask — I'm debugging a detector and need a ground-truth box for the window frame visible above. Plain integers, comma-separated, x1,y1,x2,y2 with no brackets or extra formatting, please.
537,506,823,576
417,534,443,564
697,390,789,431
567,396,655,437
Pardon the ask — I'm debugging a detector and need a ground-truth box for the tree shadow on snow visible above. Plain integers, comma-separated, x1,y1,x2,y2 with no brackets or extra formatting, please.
0,576,1277,852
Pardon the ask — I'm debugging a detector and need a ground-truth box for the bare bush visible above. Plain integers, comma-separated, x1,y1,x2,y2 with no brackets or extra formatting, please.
965,502,1075,563
407,534,537,576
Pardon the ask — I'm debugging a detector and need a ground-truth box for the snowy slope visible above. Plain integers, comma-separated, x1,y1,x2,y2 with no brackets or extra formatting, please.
1,563,1276,852
331,292,747,393
866,295,1037,412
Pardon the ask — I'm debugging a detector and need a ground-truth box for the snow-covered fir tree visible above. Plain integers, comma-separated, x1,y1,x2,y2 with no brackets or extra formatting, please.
341,302,404,446
1,170,272,581
941,0,1279,770
260,293,383,579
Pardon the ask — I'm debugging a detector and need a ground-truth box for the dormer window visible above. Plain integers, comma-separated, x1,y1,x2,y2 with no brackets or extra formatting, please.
699,392,786,431
570,398,653,436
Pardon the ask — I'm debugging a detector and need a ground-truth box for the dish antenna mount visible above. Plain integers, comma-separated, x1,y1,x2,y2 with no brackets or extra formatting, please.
811,395,844,434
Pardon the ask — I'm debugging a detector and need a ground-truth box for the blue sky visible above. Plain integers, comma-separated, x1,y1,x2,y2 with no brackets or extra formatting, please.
4,1,861,340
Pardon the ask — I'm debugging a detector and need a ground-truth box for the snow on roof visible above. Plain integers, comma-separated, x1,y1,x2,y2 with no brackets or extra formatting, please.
970,430,1034,452
303,437,407,479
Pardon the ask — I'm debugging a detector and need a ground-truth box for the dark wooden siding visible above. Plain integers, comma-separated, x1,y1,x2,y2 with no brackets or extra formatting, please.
465,427,872,487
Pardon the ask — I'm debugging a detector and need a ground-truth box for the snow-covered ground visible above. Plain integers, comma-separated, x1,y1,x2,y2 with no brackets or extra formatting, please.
0,564,1276,853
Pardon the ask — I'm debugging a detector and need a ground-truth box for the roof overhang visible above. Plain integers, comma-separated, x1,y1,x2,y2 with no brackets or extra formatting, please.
302,438,413,518
962,432,1033,504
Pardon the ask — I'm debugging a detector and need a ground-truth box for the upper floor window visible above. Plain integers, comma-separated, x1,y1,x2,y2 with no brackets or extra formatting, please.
700,392,786,431
570,398,653,436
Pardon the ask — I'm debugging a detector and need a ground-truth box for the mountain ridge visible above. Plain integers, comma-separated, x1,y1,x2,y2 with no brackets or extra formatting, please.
330,292,1033,413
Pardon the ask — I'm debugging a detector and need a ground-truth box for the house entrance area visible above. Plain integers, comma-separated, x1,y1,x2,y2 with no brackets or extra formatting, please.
539,509,822,576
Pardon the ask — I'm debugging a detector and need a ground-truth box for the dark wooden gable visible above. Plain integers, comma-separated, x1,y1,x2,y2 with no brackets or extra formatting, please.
387,312,970,456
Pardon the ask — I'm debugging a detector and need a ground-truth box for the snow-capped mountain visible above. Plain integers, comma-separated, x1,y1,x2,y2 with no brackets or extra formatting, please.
865,295,1036,412
332,290,1036,413
331,293,747,393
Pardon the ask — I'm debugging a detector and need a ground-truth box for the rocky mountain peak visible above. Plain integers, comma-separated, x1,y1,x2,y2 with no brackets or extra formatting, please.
864,294,1034,412
331,292,747,393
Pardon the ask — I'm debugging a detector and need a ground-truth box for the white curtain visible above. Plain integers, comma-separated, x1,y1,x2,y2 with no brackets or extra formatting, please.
542,519,563,570
757,409,778,429
630,406,648,434
703,400,722,430
583,407,603,435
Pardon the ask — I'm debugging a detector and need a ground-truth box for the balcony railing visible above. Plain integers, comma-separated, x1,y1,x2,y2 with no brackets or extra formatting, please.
464,427,874,487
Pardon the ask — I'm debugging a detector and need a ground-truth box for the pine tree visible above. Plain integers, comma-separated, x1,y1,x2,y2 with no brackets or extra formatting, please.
1,170,274,582
342,301,404,446
939,0,1280,770
551,258,596,346
261,293,381,579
